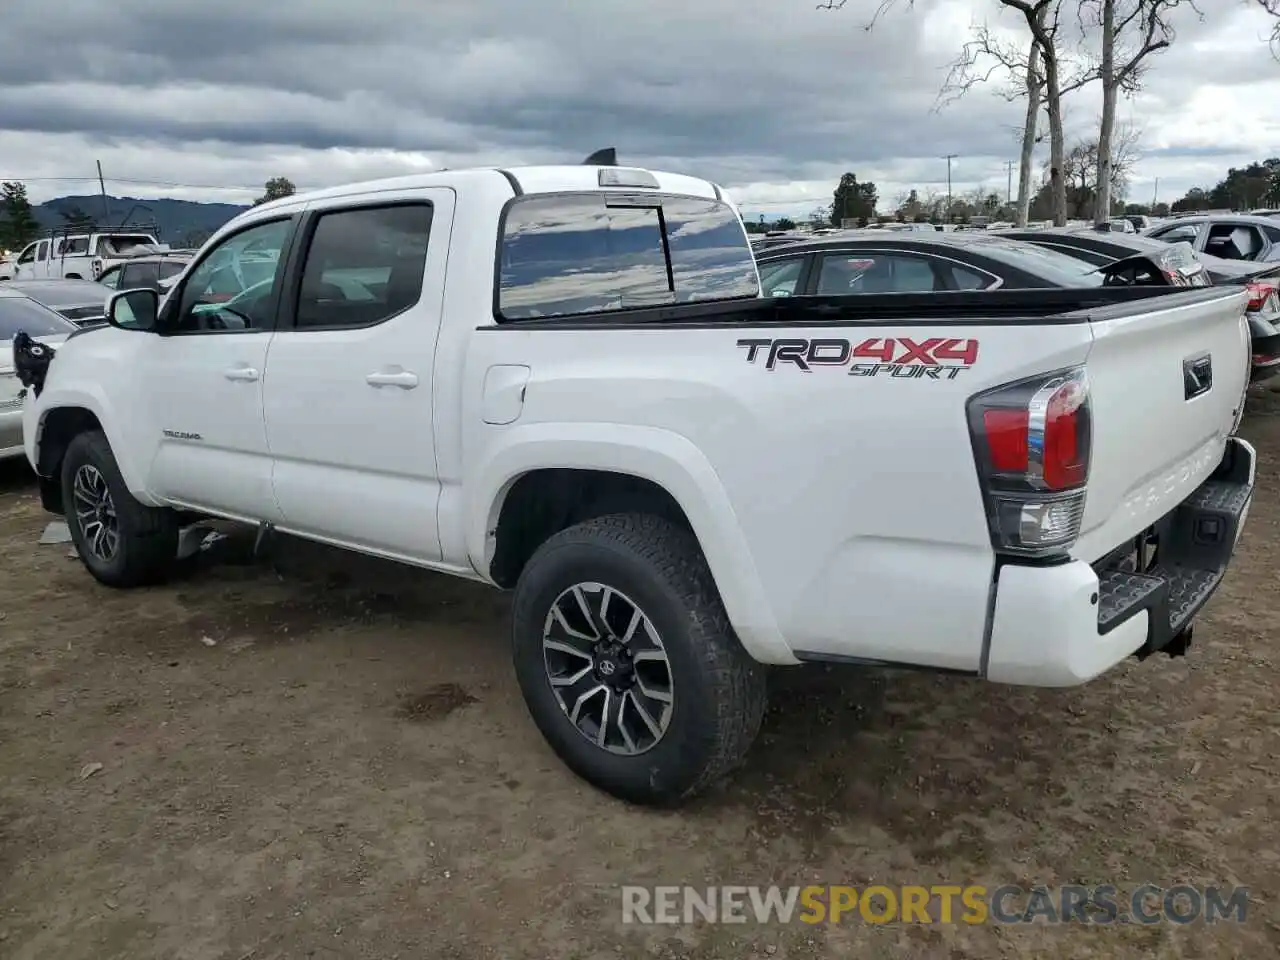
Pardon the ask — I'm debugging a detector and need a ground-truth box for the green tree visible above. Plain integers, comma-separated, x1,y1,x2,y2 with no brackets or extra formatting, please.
253,176,296,207
60,206,97,233
830,173,877,226
0,181,41,251
1170,158,1280,212
774,217,797,231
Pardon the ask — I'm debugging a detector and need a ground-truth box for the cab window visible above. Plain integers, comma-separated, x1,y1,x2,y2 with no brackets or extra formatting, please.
170,219,292,333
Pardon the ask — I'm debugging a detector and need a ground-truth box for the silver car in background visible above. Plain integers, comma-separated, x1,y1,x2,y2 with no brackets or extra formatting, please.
0,287,79,460
3,278,113,327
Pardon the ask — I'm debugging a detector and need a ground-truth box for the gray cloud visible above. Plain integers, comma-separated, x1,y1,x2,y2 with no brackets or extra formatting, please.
0,0,1277,210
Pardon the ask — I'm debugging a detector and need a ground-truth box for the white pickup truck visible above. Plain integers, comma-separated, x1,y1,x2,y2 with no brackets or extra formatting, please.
9,231,162,281
11,162,1257,806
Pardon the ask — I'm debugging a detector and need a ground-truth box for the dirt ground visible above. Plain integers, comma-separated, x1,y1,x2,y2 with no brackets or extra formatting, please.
2,397,1279,960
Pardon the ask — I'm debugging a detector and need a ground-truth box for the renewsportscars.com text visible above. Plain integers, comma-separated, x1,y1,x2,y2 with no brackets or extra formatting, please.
620,884,1249,926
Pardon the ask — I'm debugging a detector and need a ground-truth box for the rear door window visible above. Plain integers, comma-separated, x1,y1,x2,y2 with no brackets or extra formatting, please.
1151,223,1202,246
120,262,161,289
815,252,939,294
292,203,433,329
497,192,757,321
950,264,998,289
967,237,1104,287
758,257,806,297
1204,224,1264,261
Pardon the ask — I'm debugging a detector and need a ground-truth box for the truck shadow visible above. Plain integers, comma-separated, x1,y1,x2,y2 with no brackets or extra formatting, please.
158,518,1186,877
0,458,36,494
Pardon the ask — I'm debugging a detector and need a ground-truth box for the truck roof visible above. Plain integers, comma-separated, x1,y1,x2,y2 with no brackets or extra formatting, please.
251,164,726,214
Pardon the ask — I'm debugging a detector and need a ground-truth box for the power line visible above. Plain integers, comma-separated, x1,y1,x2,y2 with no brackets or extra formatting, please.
0,174,279,192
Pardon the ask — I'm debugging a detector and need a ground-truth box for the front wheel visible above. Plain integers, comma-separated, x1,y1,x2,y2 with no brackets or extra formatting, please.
511,513,768,806
61,430,179,587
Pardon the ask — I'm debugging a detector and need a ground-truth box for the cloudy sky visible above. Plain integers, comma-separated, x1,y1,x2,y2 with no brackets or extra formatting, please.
2,0,1277,219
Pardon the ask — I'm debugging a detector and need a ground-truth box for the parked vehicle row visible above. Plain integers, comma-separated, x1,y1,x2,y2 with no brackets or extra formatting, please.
999,228,1280,381
4,230,164,282
10,160,1259,808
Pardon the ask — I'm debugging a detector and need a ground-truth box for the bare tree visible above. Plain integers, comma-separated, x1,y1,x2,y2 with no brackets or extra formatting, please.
1061,122,1142,217
1077,1,1195,224
932,20,1048,226
1016,32,1046,226
1257,0,1280,57
831,0,1085,227
996,1,1083,227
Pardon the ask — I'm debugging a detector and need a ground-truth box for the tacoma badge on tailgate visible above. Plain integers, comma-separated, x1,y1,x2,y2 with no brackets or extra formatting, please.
737,336,979,379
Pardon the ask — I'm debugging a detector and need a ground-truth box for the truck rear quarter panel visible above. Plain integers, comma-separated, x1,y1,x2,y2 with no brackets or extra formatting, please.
461,318,1096,670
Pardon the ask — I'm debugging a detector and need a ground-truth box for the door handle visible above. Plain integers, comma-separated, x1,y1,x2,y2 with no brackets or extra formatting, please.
224,366,260,382
366,370,419,389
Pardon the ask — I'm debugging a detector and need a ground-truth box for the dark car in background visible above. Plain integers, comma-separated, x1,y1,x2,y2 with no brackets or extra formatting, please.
752,230,1203,300
2,278,112,327
96,252,193,295
998,228,1280,382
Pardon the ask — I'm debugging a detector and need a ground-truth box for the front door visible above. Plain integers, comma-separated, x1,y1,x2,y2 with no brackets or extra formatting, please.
142,216,298,521
12,242,37,279
262,190,451,562
16,240,51,279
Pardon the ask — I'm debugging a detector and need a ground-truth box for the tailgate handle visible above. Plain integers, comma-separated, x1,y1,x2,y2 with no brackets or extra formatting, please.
1184,355,1213,400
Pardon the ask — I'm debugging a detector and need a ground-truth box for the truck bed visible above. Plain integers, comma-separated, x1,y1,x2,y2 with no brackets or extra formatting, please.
490,286,1235,329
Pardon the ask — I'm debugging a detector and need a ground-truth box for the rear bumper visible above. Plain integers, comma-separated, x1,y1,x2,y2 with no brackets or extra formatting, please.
985,436,1256,686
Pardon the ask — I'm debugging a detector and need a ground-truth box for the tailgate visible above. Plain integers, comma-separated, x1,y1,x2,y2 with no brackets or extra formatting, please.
1072,287,1251,561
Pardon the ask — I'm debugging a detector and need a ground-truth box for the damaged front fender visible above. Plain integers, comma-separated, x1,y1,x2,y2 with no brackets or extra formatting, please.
12,331,55,397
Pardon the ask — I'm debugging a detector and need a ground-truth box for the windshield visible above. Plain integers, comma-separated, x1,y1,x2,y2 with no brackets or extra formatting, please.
968,237,1104,287
0,296,78,339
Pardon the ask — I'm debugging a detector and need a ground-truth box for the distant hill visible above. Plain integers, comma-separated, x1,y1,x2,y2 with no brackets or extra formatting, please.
33,194,249,247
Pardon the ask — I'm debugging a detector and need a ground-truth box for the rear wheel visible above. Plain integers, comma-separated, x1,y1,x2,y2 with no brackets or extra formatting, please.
61,430,179,587
511,513,767,805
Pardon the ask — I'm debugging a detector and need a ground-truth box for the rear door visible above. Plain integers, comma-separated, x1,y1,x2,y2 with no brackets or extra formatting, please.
262,190,452,562
1070,287,1251,561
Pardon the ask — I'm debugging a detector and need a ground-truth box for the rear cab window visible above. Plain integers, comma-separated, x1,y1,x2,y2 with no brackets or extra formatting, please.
496,192,758,321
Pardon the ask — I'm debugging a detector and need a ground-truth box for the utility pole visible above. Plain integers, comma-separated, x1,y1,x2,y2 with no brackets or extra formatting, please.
96,160,110,224
1151,177,1159,211
1005,160,1015,205
943,154,958,223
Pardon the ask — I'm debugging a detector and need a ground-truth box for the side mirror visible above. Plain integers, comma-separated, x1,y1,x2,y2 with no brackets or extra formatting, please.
107,288,159,332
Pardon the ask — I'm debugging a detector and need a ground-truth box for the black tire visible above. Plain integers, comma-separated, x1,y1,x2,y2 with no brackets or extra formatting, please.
61,430,179,587
511,513,768,806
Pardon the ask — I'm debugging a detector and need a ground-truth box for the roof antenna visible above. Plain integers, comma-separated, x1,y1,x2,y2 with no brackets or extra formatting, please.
582,147,617,166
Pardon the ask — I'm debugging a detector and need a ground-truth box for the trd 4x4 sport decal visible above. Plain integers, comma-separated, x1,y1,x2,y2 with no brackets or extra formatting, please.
737,336,979,380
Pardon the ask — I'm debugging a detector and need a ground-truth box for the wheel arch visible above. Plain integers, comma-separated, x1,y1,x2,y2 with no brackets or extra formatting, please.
34,397,152,510
469,423,796,665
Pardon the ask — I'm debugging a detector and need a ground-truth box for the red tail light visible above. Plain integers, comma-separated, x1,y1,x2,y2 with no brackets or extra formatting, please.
968,367,1092,557
1245,281,1278,313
